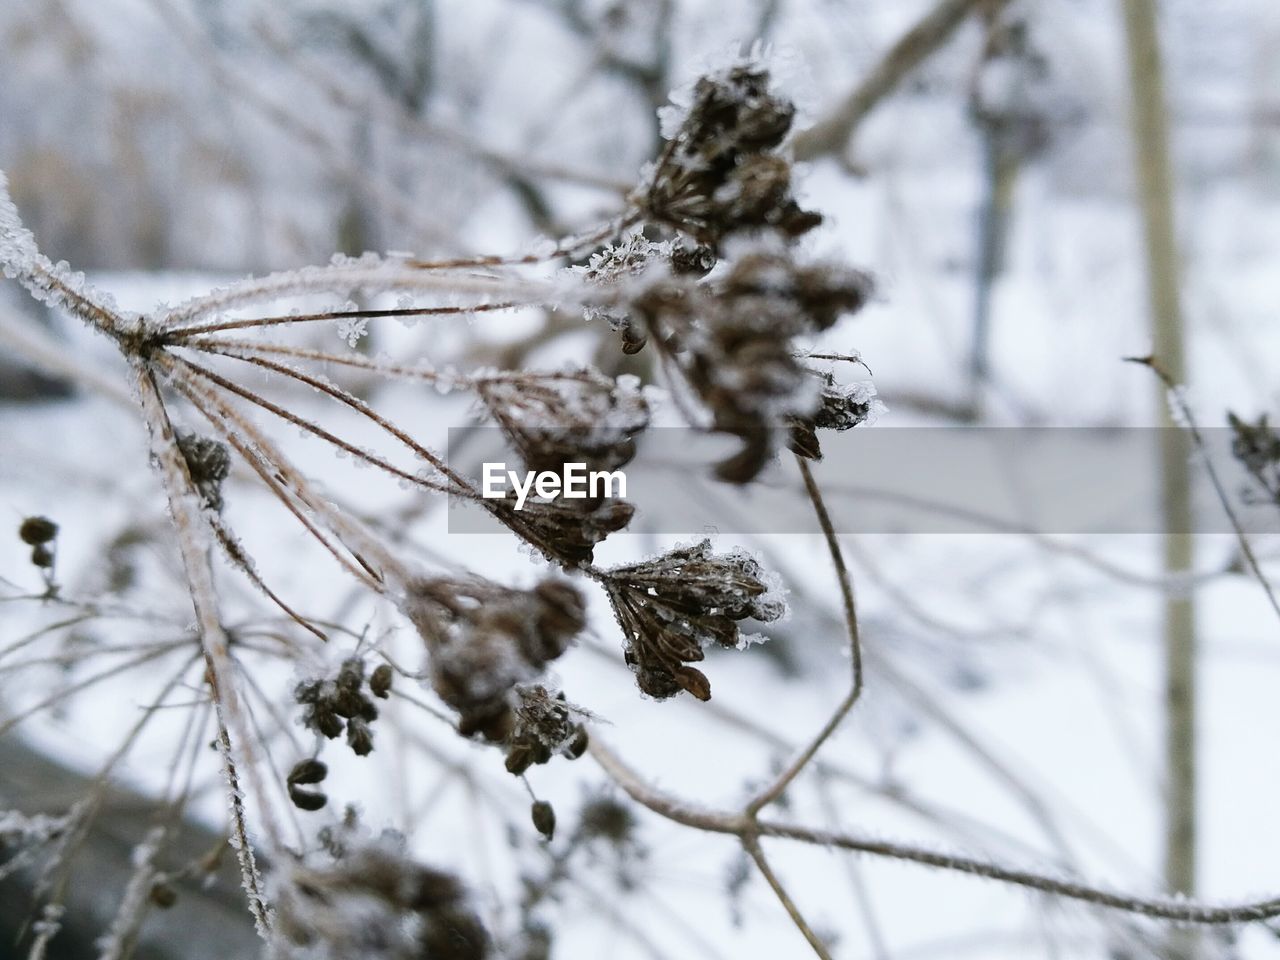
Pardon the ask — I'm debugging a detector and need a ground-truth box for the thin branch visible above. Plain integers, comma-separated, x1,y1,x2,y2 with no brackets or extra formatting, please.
745,455,861,814
589,735,1280,925
742,833,835,960
1127,355,1280,626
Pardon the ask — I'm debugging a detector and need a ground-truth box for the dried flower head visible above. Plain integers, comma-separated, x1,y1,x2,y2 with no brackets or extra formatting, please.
497,495,636,569
601,540,785,700
406,578,586,740
624,246,874,481
476,369,648,477
638,63,819,245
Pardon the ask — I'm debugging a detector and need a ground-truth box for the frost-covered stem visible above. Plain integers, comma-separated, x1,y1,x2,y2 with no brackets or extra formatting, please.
589,735,1280,924
745,456,861,814
133,365,275,933
1119,3,1198,952
742,833,834,960
1127,357,1280,623
166,352,462,498
161,299,525,341
157,260,553,326
167,370,382,591
0,171,138,344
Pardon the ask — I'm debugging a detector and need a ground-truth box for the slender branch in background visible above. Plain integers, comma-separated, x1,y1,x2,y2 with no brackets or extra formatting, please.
792,0,1010,161
1119,3,1197,957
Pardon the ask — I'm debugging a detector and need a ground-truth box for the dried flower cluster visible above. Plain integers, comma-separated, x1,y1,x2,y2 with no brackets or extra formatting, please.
476,370,648,477
600,539,785,700
406,578,586,743
630,246,875,480
274,823,490,960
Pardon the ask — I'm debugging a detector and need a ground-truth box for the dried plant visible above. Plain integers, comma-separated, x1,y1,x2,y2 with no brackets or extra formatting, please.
3,49,1280,960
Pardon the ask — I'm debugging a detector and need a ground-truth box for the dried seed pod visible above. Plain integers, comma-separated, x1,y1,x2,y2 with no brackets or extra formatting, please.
369,663,393,699
531,801,556,841
30,544,54,569
346,716,374,756
287,758,328,786
19,516,57,545
288,784,328,812
564,726,589,760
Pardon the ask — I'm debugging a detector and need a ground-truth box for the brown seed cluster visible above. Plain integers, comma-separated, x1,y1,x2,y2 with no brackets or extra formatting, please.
406,578,586,744
276,826,491,960
294,657,383,757
601,539,785,701
637,64,820,247
476,370,647,478
504,685,589,776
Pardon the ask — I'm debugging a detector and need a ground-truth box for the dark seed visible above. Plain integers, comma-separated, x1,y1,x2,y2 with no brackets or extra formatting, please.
19,516,57,545
531,801,556,841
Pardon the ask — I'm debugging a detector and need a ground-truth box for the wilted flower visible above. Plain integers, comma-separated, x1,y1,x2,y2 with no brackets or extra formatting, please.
600,540,785,700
